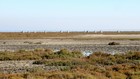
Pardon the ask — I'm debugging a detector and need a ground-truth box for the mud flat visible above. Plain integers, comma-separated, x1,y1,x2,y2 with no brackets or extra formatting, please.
0,36,140,53
0,44,140,54
0,60,66,74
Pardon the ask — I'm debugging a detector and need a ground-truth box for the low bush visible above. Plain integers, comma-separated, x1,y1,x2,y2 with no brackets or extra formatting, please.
33,59,87,67
108,42,120,45
34,42,42,44
1,49,140,79
24,41,33,44
0,49,83,60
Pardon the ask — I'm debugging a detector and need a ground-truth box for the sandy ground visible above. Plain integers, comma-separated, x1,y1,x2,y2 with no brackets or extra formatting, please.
0,39,139,45
0,38,140,45
0,34,140,51
76,34,140,39
0,34,140,53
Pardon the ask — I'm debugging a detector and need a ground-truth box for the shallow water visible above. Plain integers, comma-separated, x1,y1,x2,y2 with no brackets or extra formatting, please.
82,50,92,56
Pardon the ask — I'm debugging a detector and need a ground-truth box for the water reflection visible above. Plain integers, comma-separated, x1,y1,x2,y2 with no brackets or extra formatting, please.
83,51,92,56
54,49,92,56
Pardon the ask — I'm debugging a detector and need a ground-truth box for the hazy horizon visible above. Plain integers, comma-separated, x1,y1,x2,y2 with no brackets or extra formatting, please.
0,0,140,32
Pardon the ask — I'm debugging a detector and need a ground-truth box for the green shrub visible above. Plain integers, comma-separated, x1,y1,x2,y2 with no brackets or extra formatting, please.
126,52,140,60
33,59,87,67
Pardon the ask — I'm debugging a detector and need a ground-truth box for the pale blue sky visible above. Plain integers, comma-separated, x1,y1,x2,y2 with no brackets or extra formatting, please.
0,0,140,32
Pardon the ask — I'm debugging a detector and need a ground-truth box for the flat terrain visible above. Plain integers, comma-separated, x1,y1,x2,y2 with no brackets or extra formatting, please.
0,32,140,79
0,32,140,53
0,31,140,39
1,38,140,45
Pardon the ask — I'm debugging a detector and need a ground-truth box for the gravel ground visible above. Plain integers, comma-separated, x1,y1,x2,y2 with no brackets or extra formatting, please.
0,44,139,54
0,38,140,53
0,39,140,45
0,60,67,74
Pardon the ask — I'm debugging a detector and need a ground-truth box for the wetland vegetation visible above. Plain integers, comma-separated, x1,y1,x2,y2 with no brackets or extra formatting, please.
0,49,140,79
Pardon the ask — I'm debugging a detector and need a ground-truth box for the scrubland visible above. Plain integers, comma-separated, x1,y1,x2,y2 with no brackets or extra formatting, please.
0,49,140,79
0,32,140,79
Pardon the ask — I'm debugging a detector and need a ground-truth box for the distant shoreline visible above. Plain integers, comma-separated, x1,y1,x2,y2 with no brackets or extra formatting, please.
0,31,140,39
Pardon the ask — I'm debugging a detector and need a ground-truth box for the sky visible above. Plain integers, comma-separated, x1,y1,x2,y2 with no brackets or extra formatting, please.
0,0,140,32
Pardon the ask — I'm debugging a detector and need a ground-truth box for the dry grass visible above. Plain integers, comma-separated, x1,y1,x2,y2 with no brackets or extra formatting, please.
0,49,140,79
0,32,86,39
0,49,83,61
0,31,140,39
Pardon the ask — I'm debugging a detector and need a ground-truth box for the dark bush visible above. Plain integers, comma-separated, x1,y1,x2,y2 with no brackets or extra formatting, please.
33,60,45,64
108,42,120,45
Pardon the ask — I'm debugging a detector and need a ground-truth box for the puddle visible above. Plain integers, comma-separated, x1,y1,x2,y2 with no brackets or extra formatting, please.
54,49,93,56
83,51,92,56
